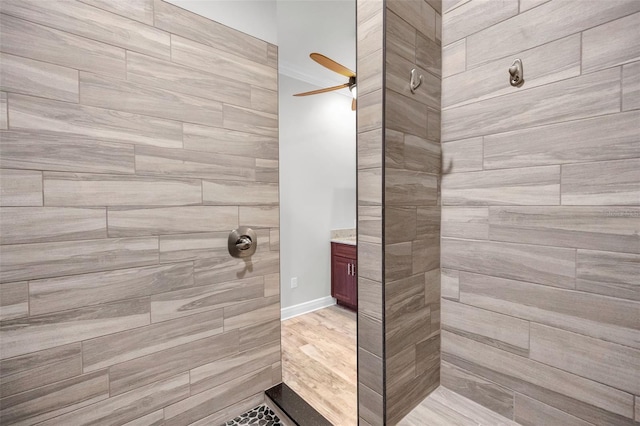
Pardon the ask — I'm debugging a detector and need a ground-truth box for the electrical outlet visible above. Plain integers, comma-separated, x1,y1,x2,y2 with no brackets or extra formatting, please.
291,277,298,288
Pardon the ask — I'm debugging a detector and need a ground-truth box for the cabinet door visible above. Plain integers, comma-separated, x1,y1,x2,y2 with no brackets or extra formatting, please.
332,255,352,304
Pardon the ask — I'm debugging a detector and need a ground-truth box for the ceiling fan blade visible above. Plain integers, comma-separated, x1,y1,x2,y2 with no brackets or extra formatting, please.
293,83,349,96
310,53,355,78
352,98,356,111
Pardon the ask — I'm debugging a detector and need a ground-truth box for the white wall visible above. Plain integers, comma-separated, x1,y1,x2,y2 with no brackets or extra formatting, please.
279,74,356,309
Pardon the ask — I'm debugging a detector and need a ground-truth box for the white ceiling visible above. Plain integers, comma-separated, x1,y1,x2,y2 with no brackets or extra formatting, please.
167,0,355,92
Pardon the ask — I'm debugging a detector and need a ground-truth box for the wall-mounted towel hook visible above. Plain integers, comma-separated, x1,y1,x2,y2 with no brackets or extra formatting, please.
509,59,525,87
410,68,423,93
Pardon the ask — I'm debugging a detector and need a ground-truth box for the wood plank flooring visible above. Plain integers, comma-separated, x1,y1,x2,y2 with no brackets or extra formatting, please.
281,305,357,426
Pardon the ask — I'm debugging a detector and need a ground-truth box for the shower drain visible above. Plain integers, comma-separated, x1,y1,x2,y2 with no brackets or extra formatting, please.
224,404,282,426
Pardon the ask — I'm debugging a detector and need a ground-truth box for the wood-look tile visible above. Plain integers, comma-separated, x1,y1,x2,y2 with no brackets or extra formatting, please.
442,238,575,289
441,361,514,419
0,370,108,425
30,263,193,316
386,206,417,245
358,278,382,322
484,110,640,169
465,0,640,67
442,330,635,421
358,0,383,25
429,386,518,426
135,145,253,181
404,134,440,174
0,343,81,398
442,207,488,239
623,61,640,111
359,168,382,206
0,169,42,207
386,10,416,63
386,169,438,206
387,345,416,395
519,0,549,12
82,309,223,372
442,166,560,206
358,49,383,98
251,86,278,115
78,0,154,25
1,298,149,359
171,35,276,91
239,319,279,352
8,93,182,149
636,396,640,421
153,0,268,64
44,172,202,207
385,89,429,138
194,249,279,287
109,331,238,396
223,296,279,331
416,32,441,79
442,299,529,355
159,232,226,263
442,0,518,45
387,0,437,41
358,90,383,133
412,237,440,275
191,342,279,395
188,394,264,426
530,323,640,395
442,39,465,78
582,12,640,73
255,159,278,183
358,129,383,170
359,242,382,283
223,104,278,138
359,311,383,358
263,273,279,297
358,6,383,60
80,72,223,127
359,383,384,426
561,159,640,205
0,14,125,78
268,229,279,251
183,123,278,160
0,92,7,129
385,242,413,281
150,277,263,323
108,206,237,237
441,137,482,173
577,249,640,301
387,361,439,425
163,367,272,426
127,51,250,107
416,206,440,239
267,44,278,69
358,348,383,396
442,68,621,141
0,236,158,283
359,205,381,244
38,373,190,426
121,410,164,426
386,282,431,359
0,207,106,245
441,268,460,300
1,0,170,59
435,11,442,42
443,34,581,108
427,108,440,142
0,281,28,321
386,51,440,112
0,130,135,174
416,332,440,377
458,271,640,350
514,393,594,426
239,206,279,229
203,180,277,206
0,52,78,103
489,206,640,254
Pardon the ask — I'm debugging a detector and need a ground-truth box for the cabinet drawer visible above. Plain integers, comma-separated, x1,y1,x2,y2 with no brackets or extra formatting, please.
331,242,356,259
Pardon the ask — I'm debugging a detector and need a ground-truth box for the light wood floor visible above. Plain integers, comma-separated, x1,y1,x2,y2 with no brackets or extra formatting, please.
399,386,519,426
281,305,358,426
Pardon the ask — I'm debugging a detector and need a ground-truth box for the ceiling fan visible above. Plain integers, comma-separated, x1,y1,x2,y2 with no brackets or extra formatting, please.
293,53,357,111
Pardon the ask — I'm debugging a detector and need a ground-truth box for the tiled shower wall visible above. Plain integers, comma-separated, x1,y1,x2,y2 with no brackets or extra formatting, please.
440,0,640,425
356,0,442,424
383,0,441,424
0,1,281,424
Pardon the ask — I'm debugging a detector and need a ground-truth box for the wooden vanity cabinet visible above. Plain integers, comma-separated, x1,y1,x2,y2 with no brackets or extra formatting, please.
331,242,357,310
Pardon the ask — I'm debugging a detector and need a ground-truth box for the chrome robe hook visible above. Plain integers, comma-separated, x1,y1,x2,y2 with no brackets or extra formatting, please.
410,68,423,93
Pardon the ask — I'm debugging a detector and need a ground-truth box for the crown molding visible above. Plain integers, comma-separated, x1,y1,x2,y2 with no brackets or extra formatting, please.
279,59,352,99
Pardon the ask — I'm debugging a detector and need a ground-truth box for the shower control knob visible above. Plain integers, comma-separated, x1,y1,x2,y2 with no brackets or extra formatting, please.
228,227,257,258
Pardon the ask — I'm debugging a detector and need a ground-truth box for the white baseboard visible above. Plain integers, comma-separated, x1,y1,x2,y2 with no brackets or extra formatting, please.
281,296,336,321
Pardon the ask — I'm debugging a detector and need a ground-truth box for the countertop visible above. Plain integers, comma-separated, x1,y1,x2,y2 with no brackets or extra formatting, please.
330,228,356,246
330,237,357,246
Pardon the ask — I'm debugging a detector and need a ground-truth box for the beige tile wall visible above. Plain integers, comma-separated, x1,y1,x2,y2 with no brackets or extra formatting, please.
0,1,280,424
441,0,640,424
